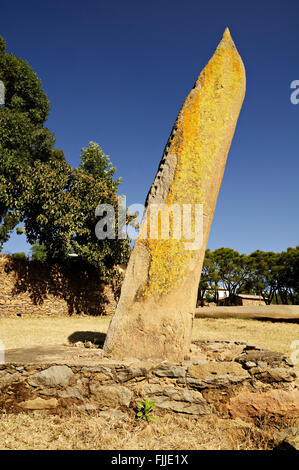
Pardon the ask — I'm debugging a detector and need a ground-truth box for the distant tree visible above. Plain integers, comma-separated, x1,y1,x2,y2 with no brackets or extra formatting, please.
30,241,47,261
12,252,27,260
212,248,250,300
198,249,220,305
247,250,282,305
277,247,299,305
199,247,299,306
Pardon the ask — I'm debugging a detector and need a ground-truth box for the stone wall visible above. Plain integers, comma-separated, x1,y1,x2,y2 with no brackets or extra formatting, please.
241,298,265,306
0,340,298,422
0,255,116,316
219,296,266,307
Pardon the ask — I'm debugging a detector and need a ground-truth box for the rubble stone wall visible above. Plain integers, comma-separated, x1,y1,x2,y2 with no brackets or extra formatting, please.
1,341,298,421
0,255,116,317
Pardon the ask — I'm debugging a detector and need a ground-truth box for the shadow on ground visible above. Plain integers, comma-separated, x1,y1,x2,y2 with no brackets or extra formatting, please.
68,331,107,347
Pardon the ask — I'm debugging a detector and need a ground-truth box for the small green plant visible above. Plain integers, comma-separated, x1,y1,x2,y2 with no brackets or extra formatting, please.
136,398,156,422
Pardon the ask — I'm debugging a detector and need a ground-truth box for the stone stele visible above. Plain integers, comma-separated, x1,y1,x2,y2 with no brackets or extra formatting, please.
104,28,246,361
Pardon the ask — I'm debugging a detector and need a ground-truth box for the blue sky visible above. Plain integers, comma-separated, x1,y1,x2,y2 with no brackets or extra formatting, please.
0,0,298,255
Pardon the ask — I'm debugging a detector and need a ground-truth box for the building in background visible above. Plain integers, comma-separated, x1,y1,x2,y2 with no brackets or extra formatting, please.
218,293,266,306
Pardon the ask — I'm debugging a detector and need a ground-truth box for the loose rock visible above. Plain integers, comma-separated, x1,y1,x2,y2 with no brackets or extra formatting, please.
27,365,74,388
229,390,299,419
19,397,58,410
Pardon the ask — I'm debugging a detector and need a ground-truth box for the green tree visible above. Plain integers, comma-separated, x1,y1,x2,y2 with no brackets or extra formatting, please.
20,142,132,280
212,247,250,301
199,247,299,306
30,241,47,261
0,35,64,248
277,247,299,305
198,249,220,305
0,35,132,279
12,252,27,260
247,250,282,305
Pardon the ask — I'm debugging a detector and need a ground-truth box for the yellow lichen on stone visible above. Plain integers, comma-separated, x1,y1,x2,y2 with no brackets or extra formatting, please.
139,28,245,299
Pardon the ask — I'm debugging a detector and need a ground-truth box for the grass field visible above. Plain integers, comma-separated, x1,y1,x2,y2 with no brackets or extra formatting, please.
1,315,299,360
1,315,298,450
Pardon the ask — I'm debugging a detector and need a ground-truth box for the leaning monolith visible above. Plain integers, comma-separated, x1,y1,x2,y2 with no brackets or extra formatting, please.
104,28,246,361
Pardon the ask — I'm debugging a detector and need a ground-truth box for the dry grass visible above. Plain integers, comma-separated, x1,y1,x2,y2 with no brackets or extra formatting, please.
193,317,299,357
1,315,299,363
0,316,111,350
0,410,272,450
193,318,299,376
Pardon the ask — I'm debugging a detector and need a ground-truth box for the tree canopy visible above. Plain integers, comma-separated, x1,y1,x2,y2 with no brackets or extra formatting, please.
0,34,64,246
0,35,132,280
21,142,132,279
198,247,299,305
